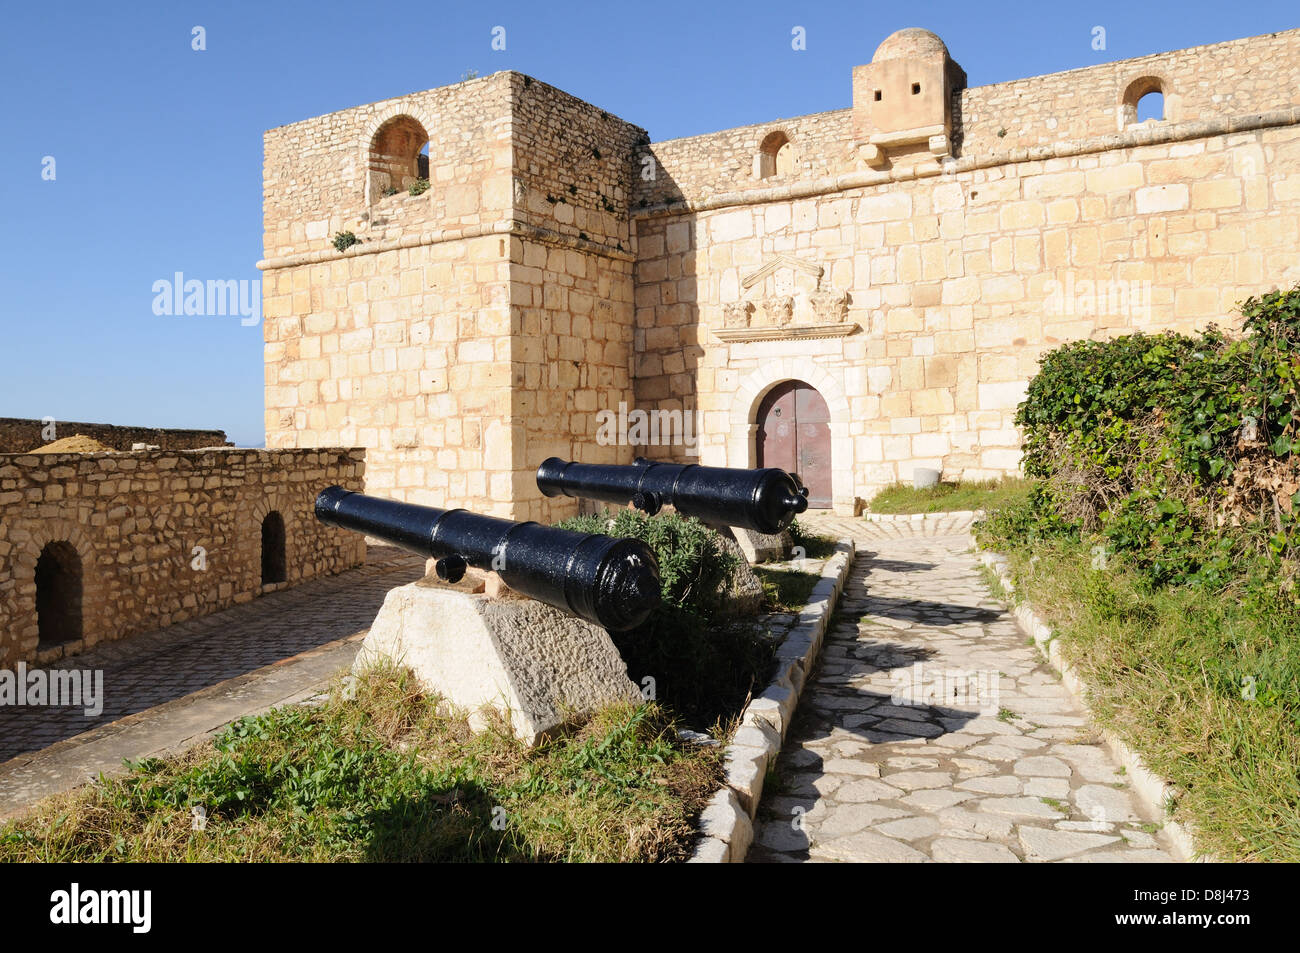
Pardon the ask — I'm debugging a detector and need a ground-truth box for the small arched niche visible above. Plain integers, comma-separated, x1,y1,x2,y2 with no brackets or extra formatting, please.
261,512,287,587
36,541,83,648
368,115,430,202
1120,76,1169,129
755,130,795,179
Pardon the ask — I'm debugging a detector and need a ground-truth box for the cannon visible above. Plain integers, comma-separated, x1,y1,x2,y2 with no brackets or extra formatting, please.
535,458,810,535
314,486,661,631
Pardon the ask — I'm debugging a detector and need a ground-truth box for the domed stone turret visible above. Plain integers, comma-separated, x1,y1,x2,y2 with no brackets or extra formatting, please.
872,28,949,63
852,27,966,168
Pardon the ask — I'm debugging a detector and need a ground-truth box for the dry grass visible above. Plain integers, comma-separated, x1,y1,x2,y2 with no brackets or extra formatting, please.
0,665,725,863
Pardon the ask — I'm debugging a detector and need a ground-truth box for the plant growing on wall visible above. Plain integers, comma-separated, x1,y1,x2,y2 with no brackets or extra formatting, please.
408,179,430,196
331,231,359,252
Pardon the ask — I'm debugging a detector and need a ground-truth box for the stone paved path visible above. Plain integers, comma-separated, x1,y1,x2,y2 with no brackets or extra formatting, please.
749,513,1176,863
0,544,424,764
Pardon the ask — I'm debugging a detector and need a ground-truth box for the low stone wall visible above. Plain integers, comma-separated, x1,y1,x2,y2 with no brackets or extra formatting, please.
0,449,366,667
690,539,856,862
0,417,229,453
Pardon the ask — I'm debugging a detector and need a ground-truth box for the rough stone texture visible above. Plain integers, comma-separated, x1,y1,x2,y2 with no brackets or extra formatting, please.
0,418,229,454
747,514,1177,863
0,448,366,667
730,527,793,563
704,534,765,617
355,578,642,743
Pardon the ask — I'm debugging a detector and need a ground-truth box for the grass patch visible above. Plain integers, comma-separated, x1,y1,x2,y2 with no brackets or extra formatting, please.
754,566,819,613
788,519,838,559
0,666,723,863
974,529,1300,862
867,477,1034,515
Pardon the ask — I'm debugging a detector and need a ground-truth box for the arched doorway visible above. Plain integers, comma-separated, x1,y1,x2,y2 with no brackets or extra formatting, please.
261,512,287,586
36,541,82,647
757,380,832,508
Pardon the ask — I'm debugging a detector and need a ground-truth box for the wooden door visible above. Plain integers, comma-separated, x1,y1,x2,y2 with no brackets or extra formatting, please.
757,380,831,508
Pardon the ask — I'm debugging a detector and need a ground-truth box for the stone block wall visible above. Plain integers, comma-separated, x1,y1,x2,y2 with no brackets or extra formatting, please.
629,29,1300,511
506,76,646,520
264,236,515,512
262,71,648,521
0,418,229,453
264,28,1300,517
0,449,366,667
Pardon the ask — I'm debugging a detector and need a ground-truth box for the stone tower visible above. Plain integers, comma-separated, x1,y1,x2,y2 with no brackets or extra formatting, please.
260,73,647,520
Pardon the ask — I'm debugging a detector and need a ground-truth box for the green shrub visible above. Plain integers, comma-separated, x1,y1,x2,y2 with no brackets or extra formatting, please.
556,509,771,730
557,508,737,619
331,231,359,252
408,178,430,196
1005,286,1300,590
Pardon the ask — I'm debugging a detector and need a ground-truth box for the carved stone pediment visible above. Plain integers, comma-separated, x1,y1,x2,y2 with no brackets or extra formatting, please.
742,255,824,292
716,254,858,343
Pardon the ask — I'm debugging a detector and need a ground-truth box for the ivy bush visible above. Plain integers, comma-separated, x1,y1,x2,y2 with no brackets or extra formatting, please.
556,509,770,730
1007,287,1300,589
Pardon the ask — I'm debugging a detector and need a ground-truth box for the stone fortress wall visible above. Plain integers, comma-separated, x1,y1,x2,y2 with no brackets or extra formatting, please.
632,28,1300,510
0,418,229,453
261,74,647,520
263,27,1300,517
0,449,365,667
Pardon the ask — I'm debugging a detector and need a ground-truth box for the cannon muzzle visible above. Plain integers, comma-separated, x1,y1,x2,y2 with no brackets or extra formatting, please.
536,458,810,535
315,486,661,631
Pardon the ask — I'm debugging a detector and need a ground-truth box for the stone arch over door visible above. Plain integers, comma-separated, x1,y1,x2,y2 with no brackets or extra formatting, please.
727,359,853,513
2,518,103,665
250,492,298,591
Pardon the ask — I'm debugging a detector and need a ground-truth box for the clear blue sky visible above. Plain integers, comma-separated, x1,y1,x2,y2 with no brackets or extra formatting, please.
1,0,1294,447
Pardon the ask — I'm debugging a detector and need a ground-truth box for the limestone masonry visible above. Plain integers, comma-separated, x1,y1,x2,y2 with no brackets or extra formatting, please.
0,449,365,666
0,418,229,454
261,27,1300,516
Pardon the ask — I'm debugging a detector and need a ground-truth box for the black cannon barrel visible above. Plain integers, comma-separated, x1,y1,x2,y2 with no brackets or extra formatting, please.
536,458,810,535
314,486,661,632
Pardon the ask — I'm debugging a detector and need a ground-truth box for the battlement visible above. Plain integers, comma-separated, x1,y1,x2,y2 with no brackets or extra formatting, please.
636,27,1300,210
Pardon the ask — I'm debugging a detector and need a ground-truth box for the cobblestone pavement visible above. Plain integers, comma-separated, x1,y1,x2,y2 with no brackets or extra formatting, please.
0,544,425,765
749,513,1176,863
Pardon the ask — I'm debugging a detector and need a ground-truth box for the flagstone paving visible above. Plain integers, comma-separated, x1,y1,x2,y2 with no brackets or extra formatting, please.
749,513,1176,863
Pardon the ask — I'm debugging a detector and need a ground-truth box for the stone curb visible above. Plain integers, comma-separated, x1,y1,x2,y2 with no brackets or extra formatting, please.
974,547,1211,864
861,509,983,523
687,539,856,863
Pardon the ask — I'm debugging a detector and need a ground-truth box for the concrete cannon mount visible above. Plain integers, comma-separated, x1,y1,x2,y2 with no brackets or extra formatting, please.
354,576,642,744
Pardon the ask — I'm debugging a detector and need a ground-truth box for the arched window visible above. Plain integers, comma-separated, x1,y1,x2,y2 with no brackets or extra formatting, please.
35,541,82,647
1136,91,1164,123
261,512,287,586
756,131,795,179
368,115,430,202
1121,76,1168,128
